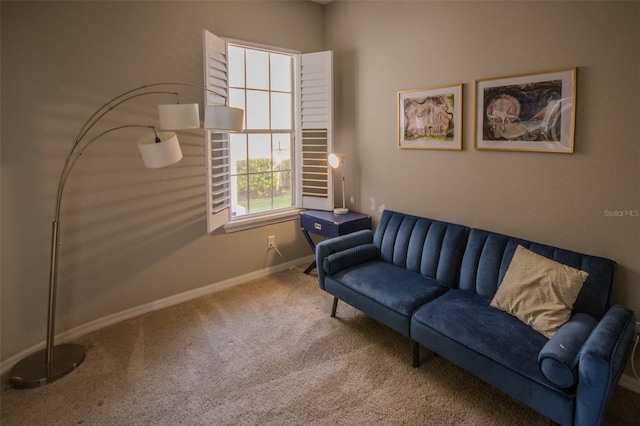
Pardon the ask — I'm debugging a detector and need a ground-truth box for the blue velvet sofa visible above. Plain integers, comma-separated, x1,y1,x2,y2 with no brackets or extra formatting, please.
315,210,636,426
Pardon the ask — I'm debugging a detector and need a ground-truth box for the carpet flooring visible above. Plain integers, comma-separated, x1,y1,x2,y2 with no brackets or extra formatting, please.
1,269,639,425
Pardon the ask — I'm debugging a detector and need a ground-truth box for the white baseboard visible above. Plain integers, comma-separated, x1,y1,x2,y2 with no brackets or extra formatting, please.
1,255,315,376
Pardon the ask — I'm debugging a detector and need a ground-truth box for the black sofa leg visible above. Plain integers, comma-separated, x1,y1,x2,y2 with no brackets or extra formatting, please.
331,297,338,317
412,341,420,368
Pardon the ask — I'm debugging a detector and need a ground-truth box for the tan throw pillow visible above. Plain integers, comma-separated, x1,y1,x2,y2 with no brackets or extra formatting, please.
490,245,588,339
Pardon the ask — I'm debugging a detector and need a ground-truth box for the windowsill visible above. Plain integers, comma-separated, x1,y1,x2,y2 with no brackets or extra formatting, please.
223,208,303,233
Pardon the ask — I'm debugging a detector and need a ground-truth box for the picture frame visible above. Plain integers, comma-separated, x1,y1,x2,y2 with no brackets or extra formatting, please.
474,68,576,153
398,84,463,150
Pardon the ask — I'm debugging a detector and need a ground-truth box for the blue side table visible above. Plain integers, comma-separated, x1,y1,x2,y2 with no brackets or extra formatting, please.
299,210,372,274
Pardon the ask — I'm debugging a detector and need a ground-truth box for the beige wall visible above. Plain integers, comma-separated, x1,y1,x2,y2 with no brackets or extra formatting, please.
1,1,324,363
326,1,639,317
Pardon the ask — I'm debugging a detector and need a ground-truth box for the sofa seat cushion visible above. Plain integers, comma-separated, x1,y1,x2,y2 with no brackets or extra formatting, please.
329,260,450,317
412,289,552,387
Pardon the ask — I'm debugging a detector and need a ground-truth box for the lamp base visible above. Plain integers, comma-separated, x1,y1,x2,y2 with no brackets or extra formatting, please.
8,344,85,389
333,207,349,215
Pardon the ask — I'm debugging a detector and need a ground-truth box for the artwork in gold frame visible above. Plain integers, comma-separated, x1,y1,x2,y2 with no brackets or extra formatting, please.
398,84,463,150
474,68,577,153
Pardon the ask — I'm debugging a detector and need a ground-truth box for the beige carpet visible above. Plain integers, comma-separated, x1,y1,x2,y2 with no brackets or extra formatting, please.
1,269,639,425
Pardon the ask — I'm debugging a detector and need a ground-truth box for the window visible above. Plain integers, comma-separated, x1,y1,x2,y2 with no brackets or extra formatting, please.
203,30,333,232
227,44,295,218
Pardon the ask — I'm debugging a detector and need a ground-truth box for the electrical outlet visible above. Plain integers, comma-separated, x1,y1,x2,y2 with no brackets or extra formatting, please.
267,235,276,249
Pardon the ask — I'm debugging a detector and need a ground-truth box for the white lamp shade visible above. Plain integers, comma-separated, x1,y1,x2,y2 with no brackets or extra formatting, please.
158,103,200,130
137,131,183,168
328,153,342,169
204,105,244,132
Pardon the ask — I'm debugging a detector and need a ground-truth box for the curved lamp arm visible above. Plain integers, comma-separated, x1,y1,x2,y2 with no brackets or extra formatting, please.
72,91,177,155
58,91,176,216
57,81,243,220
54,124,158,222
73,82,235,149
57,80,244,224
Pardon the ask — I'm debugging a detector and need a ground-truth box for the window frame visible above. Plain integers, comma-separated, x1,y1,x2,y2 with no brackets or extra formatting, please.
224,39,300,230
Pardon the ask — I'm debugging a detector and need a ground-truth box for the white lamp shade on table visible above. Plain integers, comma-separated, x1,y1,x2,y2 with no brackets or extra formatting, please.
137,131,183,168
328,153,342,169
158,103,200,130
204,105,244,132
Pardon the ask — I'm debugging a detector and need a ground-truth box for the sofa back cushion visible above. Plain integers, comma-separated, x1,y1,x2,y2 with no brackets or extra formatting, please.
373,210,469,287
459,229,616,320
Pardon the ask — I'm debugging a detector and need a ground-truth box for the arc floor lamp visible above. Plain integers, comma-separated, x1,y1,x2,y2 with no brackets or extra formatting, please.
8,82,243,388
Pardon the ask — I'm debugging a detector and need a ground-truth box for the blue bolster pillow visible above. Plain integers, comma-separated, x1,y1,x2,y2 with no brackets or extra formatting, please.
538,313,597,388
323,243,379,275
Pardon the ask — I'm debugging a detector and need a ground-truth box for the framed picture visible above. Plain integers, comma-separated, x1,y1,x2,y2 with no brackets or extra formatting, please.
474,68,576,153
398,84,463,150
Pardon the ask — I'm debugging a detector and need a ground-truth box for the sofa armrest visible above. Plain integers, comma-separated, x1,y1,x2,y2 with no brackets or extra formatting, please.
538,313,597,388
575,305,636,426
323,243,379,275
315,229,374,289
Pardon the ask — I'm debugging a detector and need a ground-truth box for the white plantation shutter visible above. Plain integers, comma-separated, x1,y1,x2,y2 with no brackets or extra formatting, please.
204,30,232,232
297,51,334,211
